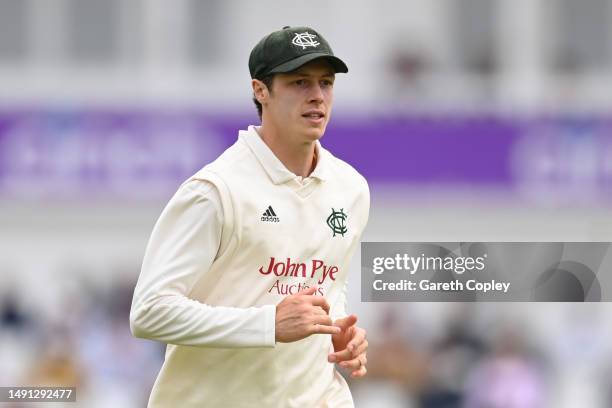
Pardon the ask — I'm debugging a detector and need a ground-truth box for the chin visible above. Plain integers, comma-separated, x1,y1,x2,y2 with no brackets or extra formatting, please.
302,125,326,141
304,130,324,141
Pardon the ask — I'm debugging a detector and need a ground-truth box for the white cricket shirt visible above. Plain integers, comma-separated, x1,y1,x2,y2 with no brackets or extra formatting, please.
130,125,370,407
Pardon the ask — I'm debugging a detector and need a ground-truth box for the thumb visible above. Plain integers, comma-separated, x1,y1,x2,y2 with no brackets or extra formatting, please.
335,314,357,329
296,285,318,296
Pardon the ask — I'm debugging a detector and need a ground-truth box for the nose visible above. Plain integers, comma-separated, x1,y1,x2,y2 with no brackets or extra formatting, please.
308,82,324,104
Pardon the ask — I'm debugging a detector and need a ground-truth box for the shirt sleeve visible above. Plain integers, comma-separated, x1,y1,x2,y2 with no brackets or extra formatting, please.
129,179,276,348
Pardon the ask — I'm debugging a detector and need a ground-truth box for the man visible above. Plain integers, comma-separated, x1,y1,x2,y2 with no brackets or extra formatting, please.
130,26,370,407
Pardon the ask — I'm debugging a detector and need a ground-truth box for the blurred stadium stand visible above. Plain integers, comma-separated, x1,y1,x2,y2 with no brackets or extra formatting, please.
1,1,612,407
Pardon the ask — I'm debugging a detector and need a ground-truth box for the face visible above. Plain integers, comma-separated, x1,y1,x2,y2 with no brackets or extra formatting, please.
254,58,335,144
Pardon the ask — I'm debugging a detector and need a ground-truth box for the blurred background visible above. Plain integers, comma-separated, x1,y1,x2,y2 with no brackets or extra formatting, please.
1,0,612,407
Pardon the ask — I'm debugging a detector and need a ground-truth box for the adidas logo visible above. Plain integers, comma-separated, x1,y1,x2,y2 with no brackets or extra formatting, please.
261,205,280,223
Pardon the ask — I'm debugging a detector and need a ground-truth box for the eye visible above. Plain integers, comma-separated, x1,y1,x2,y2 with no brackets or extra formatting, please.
321,79,334,87
295,79,307,86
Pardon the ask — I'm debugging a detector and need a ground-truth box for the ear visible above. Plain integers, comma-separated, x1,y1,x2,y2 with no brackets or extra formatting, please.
252,79,270,105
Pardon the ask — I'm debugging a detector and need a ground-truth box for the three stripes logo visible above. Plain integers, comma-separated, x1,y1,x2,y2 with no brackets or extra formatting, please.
261,205,280,223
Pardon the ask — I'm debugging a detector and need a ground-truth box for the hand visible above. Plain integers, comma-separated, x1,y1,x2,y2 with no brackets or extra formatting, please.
275,286,341,343
328,314,368,378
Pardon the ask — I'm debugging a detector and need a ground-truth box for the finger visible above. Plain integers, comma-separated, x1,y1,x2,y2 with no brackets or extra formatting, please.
312,314,333,327
351,365,367,378
312,306,328,316
351,339,368,358
310,323,341,336
328,340,368,362
328,348,352,363
346,328,366,354
307,296,330,314
334,314,357,330
296,285,318,296
339,355,365,371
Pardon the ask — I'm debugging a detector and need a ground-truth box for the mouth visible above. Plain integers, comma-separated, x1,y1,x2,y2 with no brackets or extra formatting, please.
302,111,325,125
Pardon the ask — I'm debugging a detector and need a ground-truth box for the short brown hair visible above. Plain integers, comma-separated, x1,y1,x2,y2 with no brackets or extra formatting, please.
252,75,275,121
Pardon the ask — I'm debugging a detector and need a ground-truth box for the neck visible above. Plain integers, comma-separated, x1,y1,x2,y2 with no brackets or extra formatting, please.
256,124,317,178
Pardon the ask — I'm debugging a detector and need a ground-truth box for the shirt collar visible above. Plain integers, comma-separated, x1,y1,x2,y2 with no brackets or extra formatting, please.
239,125,328,185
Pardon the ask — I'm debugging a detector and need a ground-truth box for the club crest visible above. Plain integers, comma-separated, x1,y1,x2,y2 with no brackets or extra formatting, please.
326,208,347,237
292,32,320,49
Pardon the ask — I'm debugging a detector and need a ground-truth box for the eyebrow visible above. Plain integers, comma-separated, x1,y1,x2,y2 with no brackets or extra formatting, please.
291,71,335,78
